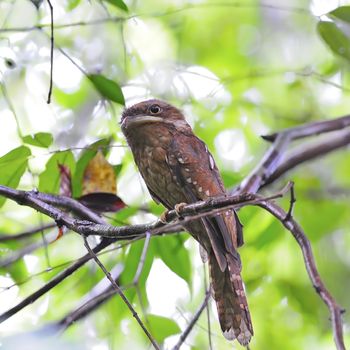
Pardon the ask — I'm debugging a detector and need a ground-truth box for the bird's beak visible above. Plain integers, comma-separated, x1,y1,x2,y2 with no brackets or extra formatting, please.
121,115,163,129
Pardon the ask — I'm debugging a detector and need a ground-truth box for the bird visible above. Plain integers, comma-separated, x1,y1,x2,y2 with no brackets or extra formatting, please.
120,99,253,346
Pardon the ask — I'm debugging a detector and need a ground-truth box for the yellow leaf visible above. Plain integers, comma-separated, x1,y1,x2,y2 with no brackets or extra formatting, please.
82,151,116,195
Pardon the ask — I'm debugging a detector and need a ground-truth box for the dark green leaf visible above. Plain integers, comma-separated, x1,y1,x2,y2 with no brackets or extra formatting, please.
0,146,31,207
329,6,350,23
39,151,75,194
154,235,192,287
102,0,128,12
146,314,181,343
88,74,125,105
317,21,350,61
120,239,155,286
22,132,53,148
72,138,112,198
29,0,43,10
112,164,123,177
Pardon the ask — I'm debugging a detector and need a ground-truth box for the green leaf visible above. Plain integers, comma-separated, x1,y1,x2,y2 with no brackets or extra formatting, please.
66,0,81,11
39,151,75,194
329,6,350,23
146,314,181,343
22,132,53,148
88,74,125,105
71,138,112,197
0,146,31,207
154,235,192,287
317,21,350,61
102,0,128,12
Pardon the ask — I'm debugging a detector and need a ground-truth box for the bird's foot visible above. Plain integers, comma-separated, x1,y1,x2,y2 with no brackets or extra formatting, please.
159,203,187,224
174,202,187,218
159,210,170,224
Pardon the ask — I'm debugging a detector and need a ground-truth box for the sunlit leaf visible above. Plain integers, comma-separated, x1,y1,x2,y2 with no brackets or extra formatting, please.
102,0,128,12
22,132,53,148
0,146,31,207
146,314,181,343
39,151,75,194
154,235,192,287
317,21,350,61
88,74,125,105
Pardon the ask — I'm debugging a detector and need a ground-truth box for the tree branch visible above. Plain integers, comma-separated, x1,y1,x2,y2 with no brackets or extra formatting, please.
265,128,350,186
262,114,350,142
0,222,56,242
257,199,345,350
0,237,115,323
237,114,350,193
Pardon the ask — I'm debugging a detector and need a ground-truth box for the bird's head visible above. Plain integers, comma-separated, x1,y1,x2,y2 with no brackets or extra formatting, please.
120,99,189,133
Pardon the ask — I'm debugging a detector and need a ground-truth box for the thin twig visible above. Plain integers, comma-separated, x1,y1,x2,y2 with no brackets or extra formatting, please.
83,237,160,350
46,0,54,104
262,114,350,142
284,182,296,222
133,231,151,285
236,133,292,194
203,265,213,350
0,222,56,242
172,290,211,350
264,128,350,186
0,237,115,323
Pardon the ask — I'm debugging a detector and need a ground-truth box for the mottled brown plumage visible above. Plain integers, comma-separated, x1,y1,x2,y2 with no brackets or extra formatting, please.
121,99,253,345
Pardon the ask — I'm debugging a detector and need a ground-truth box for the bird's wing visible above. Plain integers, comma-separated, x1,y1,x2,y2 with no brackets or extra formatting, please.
166,133,240,271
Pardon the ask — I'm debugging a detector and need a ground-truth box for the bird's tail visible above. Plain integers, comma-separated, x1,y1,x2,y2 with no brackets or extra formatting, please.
209,251,253,346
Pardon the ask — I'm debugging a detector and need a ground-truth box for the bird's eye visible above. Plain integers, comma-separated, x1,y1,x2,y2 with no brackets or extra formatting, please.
149,104,162,114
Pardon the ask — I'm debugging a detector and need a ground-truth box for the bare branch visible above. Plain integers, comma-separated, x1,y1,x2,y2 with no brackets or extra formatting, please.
0,237,115,323
262,114,350,142
257,199,345,350
0,222,56,242
265,128,350,186
46,0,54,104
0,185,284,240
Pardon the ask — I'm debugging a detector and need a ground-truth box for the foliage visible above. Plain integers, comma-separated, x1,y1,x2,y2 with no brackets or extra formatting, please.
0,1,349,350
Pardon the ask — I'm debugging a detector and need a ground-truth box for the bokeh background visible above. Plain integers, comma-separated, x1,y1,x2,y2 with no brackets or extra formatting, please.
0,0,350,349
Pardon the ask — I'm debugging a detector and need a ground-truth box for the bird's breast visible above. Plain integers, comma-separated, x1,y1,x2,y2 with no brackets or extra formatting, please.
126,125,187,208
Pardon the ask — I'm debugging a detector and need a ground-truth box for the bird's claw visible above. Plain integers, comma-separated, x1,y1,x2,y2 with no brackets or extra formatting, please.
159,210,170,224
174,202,187,218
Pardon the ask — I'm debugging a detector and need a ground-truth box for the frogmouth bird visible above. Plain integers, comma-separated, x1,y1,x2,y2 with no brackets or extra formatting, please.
120,100,253,345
